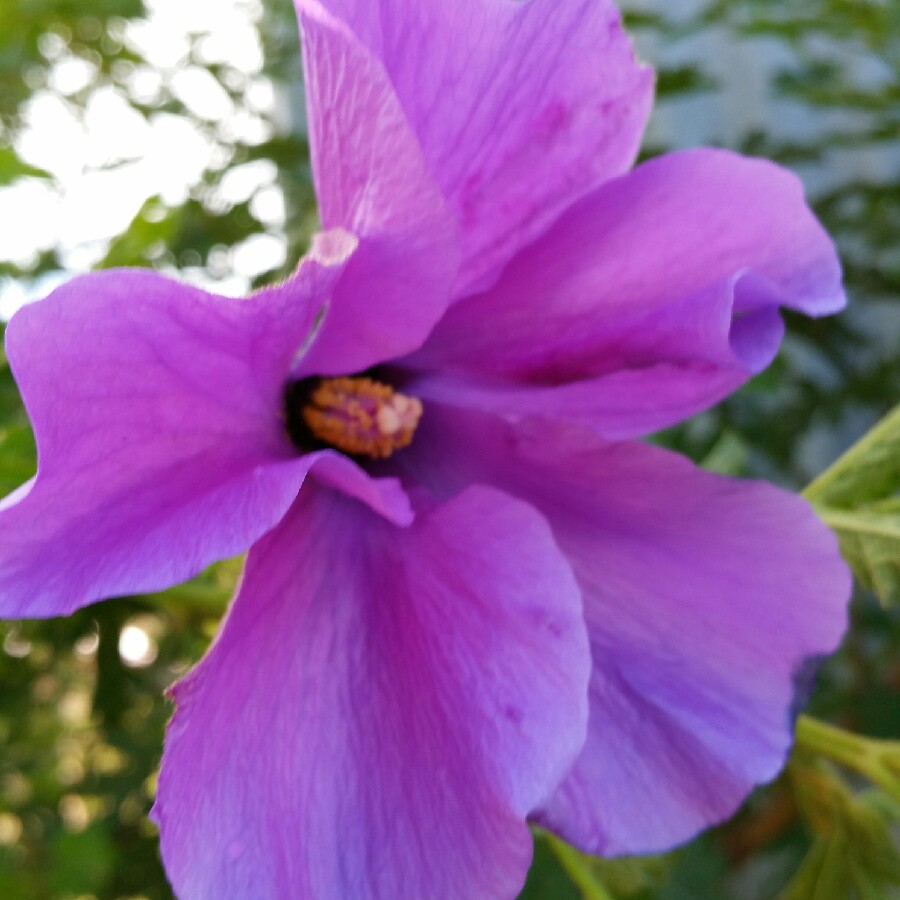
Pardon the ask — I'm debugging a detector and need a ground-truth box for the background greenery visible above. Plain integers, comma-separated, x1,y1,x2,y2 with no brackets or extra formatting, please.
0,0,897,897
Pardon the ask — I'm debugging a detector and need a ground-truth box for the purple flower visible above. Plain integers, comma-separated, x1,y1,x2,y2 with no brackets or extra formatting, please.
0,0,851,897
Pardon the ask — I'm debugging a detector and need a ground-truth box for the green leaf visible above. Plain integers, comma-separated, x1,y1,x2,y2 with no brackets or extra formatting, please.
852,792,900,884
817,504,900,605
0,322,27,427
48,824,115,897
805,405,900,604
804,405,900,508
0,324,36,498
0,425,36,496
787,762,900,898
0,146,52,183
699,429,750,476
778,832,850,900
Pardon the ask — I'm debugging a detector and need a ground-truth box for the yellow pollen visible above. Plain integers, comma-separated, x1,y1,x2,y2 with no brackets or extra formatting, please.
301,376,423,459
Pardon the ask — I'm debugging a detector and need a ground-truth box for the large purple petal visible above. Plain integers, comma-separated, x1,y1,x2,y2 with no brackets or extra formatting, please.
398,404,851,855
0,241,406,618
297,0,652,293
295,5,459,373
154,482,590,899
406,149,845,438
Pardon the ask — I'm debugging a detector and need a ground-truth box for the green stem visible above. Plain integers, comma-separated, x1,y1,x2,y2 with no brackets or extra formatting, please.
796,716,900,801
796,716,871,768
545,834,616,900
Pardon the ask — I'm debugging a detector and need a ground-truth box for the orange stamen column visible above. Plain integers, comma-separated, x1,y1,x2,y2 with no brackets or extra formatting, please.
301,377,423,459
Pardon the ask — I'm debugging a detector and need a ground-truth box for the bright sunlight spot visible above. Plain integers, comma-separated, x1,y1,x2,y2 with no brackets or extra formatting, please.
118,625,158,668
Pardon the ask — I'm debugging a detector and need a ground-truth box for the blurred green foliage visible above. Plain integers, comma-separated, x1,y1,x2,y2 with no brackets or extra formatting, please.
0,0,898,898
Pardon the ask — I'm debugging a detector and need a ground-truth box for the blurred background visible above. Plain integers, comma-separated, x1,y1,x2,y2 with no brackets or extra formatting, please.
0,0,897,897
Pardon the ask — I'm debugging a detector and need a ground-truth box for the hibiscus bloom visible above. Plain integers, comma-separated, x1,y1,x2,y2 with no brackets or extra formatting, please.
0,0,850,897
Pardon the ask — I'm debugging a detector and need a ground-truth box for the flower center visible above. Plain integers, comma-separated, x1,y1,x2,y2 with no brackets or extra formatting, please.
295,376,423,459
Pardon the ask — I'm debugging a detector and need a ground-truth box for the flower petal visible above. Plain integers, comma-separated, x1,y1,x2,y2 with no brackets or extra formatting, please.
398,405,851,855
154,482,590,900
407,149,845,438
0,244,398,618
294,4,459,372
297,0,653,292
308,452,413,526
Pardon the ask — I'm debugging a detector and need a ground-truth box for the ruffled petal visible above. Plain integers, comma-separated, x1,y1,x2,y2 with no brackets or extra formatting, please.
295,5,459,372
297,0,652,292
398,404,851,855
307,452,412,526
154,482,590,900
407,149,845,438
0,242,383,618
